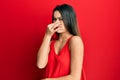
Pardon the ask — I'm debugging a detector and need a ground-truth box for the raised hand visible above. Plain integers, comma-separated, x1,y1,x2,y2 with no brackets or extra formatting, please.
46,22,60,37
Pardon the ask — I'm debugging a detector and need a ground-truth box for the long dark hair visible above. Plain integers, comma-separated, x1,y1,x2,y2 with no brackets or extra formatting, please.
52,4,80,36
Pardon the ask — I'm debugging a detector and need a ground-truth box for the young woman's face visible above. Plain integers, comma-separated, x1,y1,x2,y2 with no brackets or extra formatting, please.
53,10,68,33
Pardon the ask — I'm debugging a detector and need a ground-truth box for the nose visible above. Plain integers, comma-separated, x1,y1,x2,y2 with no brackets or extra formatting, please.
56,19,60,23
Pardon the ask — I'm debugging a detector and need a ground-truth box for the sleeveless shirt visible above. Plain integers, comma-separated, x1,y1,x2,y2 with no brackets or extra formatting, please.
44,37,86,80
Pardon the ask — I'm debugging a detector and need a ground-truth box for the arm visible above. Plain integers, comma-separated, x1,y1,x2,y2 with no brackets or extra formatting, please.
42,36,84,80
37,34,51,69
37,22,61,69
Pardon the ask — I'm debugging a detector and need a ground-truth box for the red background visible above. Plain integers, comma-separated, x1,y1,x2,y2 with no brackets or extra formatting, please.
0,0,120,80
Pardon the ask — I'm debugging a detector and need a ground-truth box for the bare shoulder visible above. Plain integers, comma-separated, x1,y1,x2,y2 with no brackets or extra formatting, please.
70,36,83,44
69,36,84,48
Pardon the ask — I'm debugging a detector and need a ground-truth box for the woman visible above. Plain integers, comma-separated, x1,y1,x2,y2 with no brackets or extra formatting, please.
37,4,86,80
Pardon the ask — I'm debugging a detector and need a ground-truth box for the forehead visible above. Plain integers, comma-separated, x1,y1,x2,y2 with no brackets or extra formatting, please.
54,11,62,18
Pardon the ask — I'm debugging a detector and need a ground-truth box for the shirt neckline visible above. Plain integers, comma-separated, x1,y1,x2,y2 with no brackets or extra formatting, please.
53,36,73,56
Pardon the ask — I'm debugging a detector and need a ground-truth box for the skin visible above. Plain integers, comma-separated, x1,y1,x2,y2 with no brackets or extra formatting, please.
37,11,84,80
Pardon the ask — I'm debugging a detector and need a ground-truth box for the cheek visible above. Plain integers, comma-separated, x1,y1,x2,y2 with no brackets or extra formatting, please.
60,22,65,28
60,21,67,31
61,21,64,25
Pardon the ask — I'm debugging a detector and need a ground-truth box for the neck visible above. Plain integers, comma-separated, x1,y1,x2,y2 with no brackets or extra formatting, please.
58,32,72,42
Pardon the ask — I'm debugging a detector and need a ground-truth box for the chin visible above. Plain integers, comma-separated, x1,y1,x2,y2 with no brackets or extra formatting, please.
56,30,64,33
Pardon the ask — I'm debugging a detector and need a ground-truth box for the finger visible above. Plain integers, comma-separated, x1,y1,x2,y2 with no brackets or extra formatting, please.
51,22,60,30
47,23,54,29
54,27,61,32
48,21,60,30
